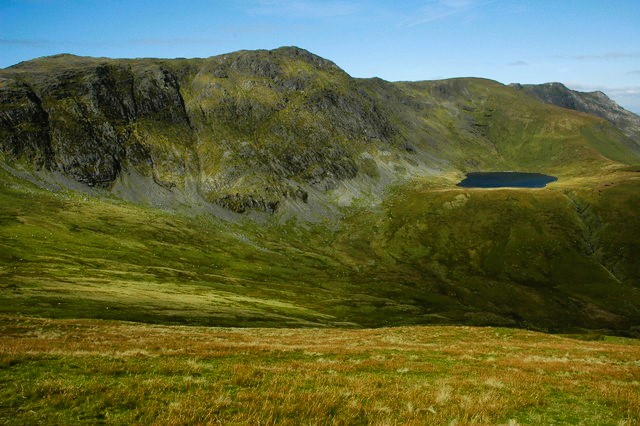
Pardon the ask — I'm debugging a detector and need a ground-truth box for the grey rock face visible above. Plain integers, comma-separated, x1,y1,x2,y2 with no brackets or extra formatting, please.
0,80,53,168
0,59,194,187
0,48,382,212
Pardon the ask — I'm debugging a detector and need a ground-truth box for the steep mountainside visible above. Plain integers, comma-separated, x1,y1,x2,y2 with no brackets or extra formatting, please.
2,47,639,215
1,47,640,334
0,48,399,214
511,82,640,145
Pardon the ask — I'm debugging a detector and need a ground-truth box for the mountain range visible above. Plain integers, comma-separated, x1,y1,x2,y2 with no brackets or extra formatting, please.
1,47,639,335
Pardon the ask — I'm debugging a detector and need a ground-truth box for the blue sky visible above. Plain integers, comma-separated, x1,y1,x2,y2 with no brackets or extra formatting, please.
2,0,639,112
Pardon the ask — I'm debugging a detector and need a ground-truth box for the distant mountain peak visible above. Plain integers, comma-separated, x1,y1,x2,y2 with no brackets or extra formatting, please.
511,82,640,144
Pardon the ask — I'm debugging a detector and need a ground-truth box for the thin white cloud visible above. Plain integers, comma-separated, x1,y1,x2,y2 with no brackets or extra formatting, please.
571,52,640,61
610,87,640,96
0,38,52,47
627,70,640,75
128,38,219,46
4,0,58,4
440,0,475,7
509,60,528,66
215,24,279,34
250,0,361,18
399,0,488,27
566,83,640,96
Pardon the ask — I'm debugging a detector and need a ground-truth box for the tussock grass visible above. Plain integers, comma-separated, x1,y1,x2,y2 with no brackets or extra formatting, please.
1,316,639,424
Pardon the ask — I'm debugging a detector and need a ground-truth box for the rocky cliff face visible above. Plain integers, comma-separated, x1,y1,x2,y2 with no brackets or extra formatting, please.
1,48,639,215
0,56,192,188
0,48,402,213
0,80,53,169
510,82,640,145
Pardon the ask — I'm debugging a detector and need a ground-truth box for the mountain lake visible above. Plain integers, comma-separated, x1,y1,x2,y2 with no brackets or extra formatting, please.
457,172,558,188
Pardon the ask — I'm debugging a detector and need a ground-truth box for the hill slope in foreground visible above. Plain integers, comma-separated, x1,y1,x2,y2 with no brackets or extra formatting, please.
1,316,639,424
0,46,639,336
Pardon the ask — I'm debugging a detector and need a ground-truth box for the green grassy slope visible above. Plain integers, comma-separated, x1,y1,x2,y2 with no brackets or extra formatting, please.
381,78,639,174
338,173,640,331
2,162,639,334
2,48,640,334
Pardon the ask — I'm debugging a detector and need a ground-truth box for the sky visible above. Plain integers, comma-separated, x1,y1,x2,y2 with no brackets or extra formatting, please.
1,0,639,113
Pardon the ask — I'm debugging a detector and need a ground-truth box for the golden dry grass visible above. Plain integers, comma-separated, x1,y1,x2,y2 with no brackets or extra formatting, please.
1,315,639,425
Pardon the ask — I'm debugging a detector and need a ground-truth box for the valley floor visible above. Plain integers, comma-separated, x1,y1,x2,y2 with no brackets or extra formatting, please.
1,315,639,425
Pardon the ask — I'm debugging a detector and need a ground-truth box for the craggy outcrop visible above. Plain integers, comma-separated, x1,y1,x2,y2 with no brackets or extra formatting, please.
0,80,53,168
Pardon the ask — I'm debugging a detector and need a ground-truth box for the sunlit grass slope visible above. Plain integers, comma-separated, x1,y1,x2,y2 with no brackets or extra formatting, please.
0,168,338,327
2,164,639,333
1,316,638,424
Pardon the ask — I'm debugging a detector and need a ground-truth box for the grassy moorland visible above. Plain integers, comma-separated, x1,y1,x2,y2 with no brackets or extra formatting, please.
1,164,640,333
1,315,639,424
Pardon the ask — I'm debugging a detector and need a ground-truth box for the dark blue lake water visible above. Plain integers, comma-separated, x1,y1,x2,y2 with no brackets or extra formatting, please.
457,172,558,188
